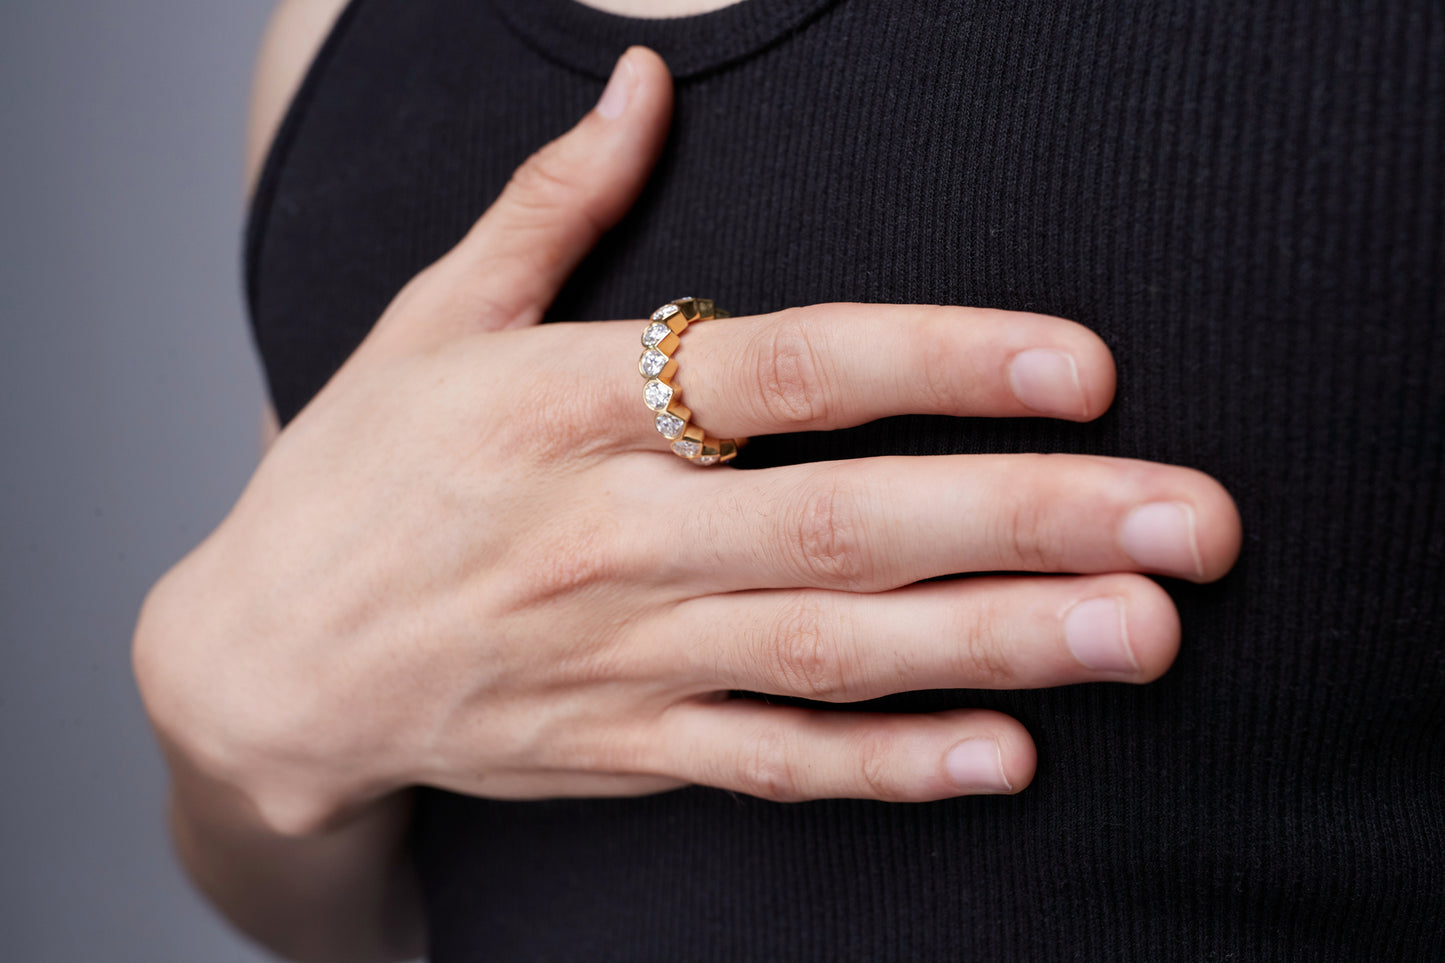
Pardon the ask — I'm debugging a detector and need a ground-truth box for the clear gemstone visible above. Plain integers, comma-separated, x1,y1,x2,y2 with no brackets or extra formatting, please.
655,411,686,439
697,454,719,466
639,348,668,378
642,321,671,347
672,438,702,458
651,304,679,323
643,379,673,411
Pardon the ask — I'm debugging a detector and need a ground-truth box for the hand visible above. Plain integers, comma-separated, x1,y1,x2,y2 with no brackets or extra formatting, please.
134,47,1241,837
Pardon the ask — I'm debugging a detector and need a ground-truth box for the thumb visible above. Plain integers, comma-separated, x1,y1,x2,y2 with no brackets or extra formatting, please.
447,46,674,331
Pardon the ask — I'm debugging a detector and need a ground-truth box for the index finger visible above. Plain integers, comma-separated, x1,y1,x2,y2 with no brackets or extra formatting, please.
569,302,1118,450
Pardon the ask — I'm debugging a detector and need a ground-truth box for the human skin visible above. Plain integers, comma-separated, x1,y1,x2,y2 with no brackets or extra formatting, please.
133,36,1242,963
576,0,748,15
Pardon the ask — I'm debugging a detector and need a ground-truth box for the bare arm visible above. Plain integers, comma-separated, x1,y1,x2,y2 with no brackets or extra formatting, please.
250,0,330,454
139,2,424,960
245,0,348,199
262,401,280,452
160,727,421,962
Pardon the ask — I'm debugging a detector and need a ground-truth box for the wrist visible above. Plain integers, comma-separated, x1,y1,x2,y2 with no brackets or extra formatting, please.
167,756,422,963
133,531,380,837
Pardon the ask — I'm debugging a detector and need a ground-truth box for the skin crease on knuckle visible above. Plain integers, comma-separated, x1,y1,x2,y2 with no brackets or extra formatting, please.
987,453,1228,575
857,731,898,800
784,473,875,589
740,727,806,803
769,594,850,701
950,593,1020,689
502,145,612,244
995,466,1062,573
753,313,832,428
914,306,980,415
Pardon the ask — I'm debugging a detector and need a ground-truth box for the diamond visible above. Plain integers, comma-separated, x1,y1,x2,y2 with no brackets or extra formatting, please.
655,411,686,439
642,322,671,347
672,438,702,458
639,348,668,378
643,379,673,411
651,304,680,323
697,453,719,466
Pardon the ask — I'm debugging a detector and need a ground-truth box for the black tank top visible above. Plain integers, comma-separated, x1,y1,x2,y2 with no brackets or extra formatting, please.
246,1,1444,958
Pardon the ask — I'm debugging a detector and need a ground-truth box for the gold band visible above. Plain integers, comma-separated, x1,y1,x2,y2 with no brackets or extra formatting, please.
639,297,746,465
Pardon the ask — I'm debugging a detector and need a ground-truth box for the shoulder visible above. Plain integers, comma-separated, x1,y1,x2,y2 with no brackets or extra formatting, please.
245,0,353,200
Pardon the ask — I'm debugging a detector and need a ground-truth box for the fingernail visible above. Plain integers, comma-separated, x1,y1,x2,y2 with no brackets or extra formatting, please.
1119,501,1204,578
1063,596,1136,674
596,52,635,120
944,739,1012,793
1008,348,1087,418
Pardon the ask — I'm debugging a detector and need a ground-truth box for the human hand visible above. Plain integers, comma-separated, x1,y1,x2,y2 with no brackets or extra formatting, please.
133,47,1240,837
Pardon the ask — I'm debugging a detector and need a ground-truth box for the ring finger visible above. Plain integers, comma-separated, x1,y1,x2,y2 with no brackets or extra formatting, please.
661,573,1180,704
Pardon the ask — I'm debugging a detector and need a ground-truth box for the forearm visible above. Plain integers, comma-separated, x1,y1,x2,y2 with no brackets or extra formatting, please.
167,753,423,963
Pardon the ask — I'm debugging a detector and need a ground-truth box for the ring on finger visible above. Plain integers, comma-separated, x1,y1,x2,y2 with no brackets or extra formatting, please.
639,297,748,466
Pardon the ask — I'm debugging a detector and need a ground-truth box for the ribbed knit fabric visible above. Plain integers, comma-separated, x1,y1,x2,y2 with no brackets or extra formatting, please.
245,0,1445,959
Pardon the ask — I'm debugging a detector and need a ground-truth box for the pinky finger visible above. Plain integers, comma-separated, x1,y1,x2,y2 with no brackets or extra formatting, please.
655,699,1037,803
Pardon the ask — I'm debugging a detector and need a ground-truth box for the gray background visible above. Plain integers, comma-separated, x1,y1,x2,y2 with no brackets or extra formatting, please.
2,1,279,959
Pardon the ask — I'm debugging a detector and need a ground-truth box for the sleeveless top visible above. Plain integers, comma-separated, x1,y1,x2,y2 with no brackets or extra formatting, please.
246,1,1445,958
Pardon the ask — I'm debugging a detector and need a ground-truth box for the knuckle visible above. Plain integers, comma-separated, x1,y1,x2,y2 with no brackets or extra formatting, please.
739,729,804,802
783,476,872,587
991,466,1059,571
914,307,971,413
768,596,848,700
952,596,1017,687
752,316,831,428
504,147,607,238
856,734,897,799
509,147,583,210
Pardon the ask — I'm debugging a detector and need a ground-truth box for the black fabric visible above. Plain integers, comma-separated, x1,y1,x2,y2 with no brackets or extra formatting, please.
245,0,1445,959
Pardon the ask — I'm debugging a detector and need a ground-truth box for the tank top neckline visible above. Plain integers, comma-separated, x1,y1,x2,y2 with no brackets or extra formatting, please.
485,0,844,79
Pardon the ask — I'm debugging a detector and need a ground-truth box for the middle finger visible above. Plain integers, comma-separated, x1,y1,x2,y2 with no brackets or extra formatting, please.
666,453,1242,593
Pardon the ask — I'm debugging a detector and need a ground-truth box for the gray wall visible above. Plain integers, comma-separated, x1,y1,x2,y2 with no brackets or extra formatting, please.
2,2,278,959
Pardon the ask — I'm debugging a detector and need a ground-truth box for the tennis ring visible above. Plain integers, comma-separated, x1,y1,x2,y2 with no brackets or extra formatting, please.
639,297,747,466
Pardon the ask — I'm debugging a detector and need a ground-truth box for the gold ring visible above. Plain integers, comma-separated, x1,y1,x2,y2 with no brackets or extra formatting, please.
639,297,747,466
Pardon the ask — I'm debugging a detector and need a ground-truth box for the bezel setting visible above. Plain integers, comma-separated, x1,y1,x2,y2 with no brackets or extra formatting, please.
636,298,745,466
